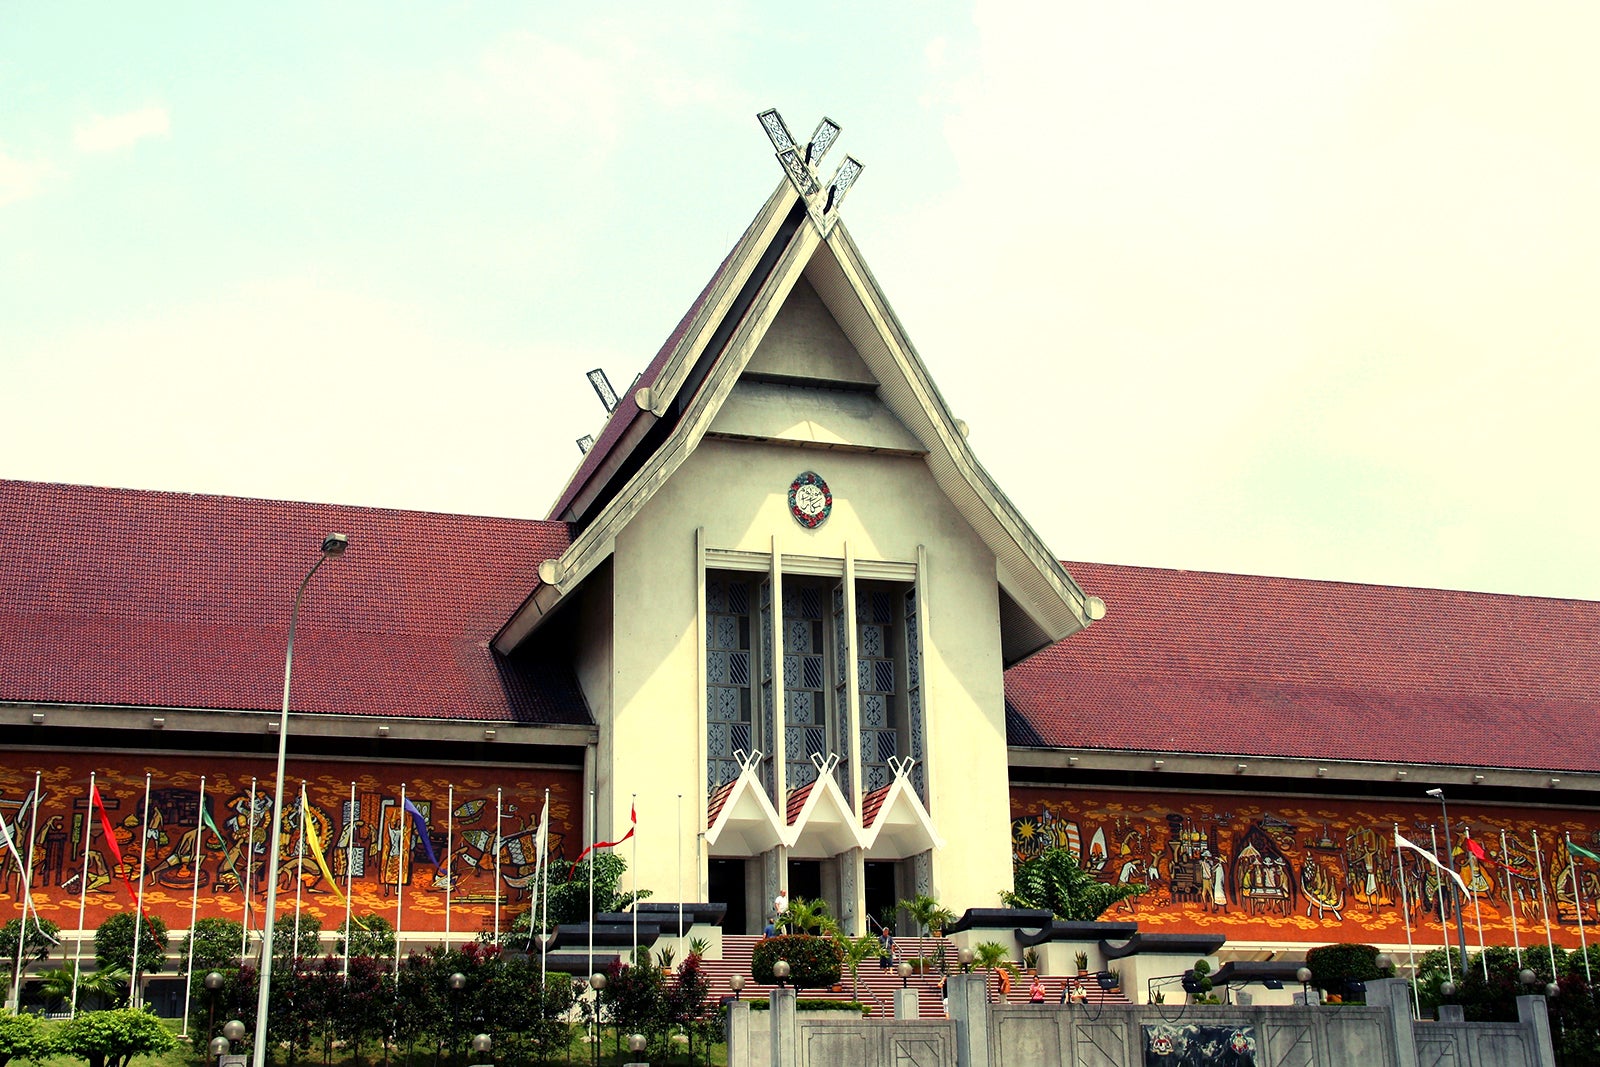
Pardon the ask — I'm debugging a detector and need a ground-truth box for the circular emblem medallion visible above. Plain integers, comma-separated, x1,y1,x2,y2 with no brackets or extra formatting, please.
1230,1032,1251,1054
787,471,832,529
1150,1036,1174,1056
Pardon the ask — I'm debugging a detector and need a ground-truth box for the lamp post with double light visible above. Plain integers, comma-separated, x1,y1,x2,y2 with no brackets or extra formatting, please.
251,534,349,1067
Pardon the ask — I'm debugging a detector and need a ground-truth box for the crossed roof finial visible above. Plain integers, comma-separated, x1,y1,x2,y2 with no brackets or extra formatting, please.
757,108,865,238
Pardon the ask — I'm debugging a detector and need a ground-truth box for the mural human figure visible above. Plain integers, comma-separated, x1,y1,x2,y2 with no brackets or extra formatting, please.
1209,848,1229,913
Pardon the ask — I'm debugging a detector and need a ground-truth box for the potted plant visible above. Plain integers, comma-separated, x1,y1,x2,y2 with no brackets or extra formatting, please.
1023,948,1039,974
1074,950,1089,974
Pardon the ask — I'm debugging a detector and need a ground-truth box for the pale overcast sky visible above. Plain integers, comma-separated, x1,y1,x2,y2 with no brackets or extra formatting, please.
4,3,1598,601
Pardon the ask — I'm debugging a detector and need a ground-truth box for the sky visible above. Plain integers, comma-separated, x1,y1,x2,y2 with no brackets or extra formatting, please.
4,2,1598,602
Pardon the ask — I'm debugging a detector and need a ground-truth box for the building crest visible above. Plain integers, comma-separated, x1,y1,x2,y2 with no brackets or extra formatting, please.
757,108,864,238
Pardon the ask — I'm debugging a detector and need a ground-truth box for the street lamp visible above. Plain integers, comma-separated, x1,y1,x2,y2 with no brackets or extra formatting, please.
470,1034,491,1063
772,960,791,989
628,1034,646,1058
1426,788,1470,974
223,1020,246,1044
728,974,745,1000
589,972,606,1067
208,1037,230,1062
1296,966,1312,1003
251,533,349,1067
897,960,912,989
959,948,974,974
204,971,224,1040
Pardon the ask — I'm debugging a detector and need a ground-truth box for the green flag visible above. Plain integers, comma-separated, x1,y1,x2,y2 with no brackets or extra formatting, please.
1569,839,1600,864
199,804,244,892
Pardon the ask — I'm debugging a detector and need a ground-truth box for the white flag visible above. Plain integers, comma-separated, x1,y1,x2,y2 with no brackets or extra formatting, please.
1396,827,1471,896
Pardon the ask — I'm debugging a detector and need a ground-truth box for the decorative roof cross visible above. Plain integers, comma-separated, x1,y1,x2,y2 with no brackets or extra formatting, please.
757,108,865,238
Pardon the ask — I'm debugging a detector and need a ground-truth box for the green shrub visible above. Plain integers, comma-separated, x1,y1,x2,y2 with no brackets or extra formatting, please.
1305,943,1388,1001
0,1011,52,1067
53,1007,176,1067
748,999,867,1013
751,934,842,990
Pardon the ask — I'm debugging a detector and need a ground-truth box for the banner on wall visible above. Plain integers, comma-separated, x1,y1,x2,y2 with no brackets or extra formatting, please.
1011,785,1600,948
0,755,581,932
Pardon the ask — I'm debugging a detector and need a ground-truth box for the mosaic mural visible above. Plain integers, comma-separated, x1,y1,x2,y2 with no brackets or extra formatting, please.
1011,786,1600,949
0,755,582,933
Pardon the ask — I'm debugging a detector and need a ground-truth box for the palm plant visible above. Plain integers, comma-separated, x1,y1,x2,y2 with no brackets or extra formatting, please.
972,941,1016,977
33,965,79,1013
781,897,838,937
898,894,956,938
834,933,880,1003
77,965,133,1008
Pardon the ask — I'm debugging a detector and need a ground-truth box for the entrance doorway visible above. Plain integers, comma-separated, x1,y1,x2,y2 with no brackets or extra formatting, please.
864,861,898,934
708,858,748,934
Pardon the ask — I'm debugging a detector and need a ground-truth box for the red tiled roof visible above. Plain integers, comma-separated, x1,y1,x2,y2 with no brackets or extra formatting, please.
706,778,737,829
1005,561,1600,773
860,784,890,829
0,480,586,724
785,781,813,825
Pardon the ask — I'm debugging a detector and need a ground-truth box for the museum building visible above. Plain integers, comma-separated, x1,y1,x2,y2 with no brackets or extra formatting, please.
4,128,1600,978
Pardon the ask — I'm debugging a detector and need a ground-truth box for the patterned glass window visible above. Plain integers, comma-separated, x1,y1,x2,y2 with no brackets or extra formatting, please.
904,587,926,798
783,582,829,790
831,584,851,796
759,579,775,795
858,585,899,793
706,576,753,789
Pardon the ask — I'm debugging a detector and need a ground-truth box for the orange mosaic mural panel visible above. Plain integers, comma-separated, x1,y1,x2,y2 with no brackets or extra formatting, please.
0,754,582,933
1011,786,1600,950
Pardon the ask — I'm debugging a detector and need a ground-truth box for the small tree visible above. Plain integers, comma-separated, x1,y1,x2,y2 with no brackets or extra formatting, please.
0,919,60,975
0,1011,52,1067
54,1007,176,1067
94,915,168,978
780,897,837,937
272,914,323,965
181,917,243,971
1002,848,1143,920
517,852,650,930
334,915,395,961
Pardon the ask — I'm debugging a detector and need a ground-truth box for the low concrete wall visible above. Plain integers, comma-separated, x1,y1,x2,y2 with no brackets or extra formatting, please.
730,976,1556,1067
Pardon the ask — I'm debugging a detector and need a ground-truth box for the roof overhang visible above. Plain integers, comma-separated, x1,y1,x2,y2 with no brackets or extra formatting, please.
785,772,864,858
705,768,786,857
861,774,944,859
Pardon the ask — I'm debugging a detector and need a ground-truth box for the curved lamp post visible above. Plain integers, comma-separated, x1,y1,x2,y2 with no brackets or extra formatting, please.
251,533,349,1067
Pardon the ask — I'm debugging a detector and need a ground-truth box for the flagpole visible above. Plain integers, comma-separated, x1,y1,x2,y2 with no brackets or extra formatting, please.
540,788,550,986
1395,827,1419,1018
343,782,355,981
292,786,307,964
494,787,503,944
1430,826,1453,985
1464,827,1488,980
181,775,207,1037
242,777,257,961
587,787,595,980
8,771,41,1013
677,792,683,951
395,784,406,979
444,784,453,945
128,773,153,1007
70,774,96,1019
1533,831,1557,976
1566,834,1592,984
631,791,638,966
1502,830,1523,968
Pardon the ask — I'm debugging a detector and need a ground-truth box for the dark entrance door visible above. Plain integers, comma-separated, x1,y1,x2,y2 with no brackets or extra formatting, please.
708,858,747,934
864,860,898,933
786,859,823,908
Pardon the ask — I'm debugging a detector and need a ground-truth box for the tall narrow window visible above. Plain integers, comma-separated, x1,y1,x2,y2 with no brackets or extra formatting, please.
858,585,899,793
903,587,927,798
831,583,852,796
783,582,828,790
705,576,753,789
759,579,776,795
